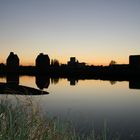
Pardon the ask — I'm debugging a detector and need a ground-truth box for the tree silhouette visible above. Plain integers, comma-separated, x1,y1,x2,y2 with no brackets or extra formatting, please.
51,59,59,66
109,60,117,66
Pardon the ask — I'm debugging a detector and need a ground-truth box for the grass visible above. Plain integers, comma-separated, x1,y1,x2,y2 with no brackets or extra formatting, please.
0,97,120,140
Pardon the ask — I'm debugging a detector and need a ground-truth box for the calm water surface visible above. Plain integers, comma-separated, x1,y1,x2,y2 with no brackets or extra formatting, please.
0,76,140,139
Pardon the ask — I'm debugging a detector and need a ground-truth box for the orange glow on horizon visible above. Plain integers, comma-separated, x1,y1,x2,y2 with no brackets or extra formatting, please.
0,58,128,66
0,52,129,66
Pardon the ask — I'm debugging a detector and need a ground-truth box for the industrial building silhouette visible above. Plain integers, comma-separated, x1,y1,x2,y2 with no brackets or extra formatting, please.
6,52,19,73
1,52,140,79
129,55,140,67
36,53,50,74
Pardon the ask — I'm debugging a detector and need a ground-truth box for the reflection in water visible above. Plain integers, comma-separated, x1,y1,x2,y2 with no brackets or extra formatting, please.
3,75,140,91
0,83,49,95
0,75,50,95
1,76,140,139
35,75,50,90
67,77,78,86
51,78,59,85
129,80,140,90
6,75,19,85
109,80,117,85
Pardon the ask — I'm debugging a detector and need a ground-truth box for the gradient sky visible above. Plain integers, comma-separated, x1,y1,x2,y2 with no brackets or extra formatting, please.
0,0,140,65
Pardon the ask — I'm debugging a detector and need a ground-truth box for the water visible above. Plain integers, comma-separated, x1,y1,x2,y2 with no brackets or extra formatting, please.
0,76,140,139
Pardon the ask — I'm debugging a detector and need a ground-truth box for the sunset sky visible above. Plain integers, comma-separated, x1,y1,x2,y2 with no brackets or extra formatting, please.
0,0,140,65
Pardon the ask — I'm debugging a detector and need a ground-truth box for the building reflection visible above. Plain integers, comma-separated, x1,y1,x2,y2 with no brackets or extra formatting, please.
3,75,49,95
67,78,78,86
6,75,19,85
35,75,50,90
129,80,140,90
51,78,59,85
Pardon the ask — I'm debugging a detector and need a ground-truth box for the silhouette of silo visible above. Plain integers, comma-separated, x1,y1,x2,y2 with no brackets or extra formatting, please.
129,55,140,66
36,53,50,74
6,52,19,73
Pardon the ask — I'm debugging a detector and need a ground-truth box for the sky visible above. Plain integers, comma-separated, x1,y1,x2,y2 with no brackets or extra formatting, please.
0,0,140,66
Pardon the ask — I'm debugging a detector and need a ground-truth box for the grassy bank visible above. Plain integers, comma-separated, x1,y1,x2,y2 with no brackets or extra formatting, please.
0,98,119,140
